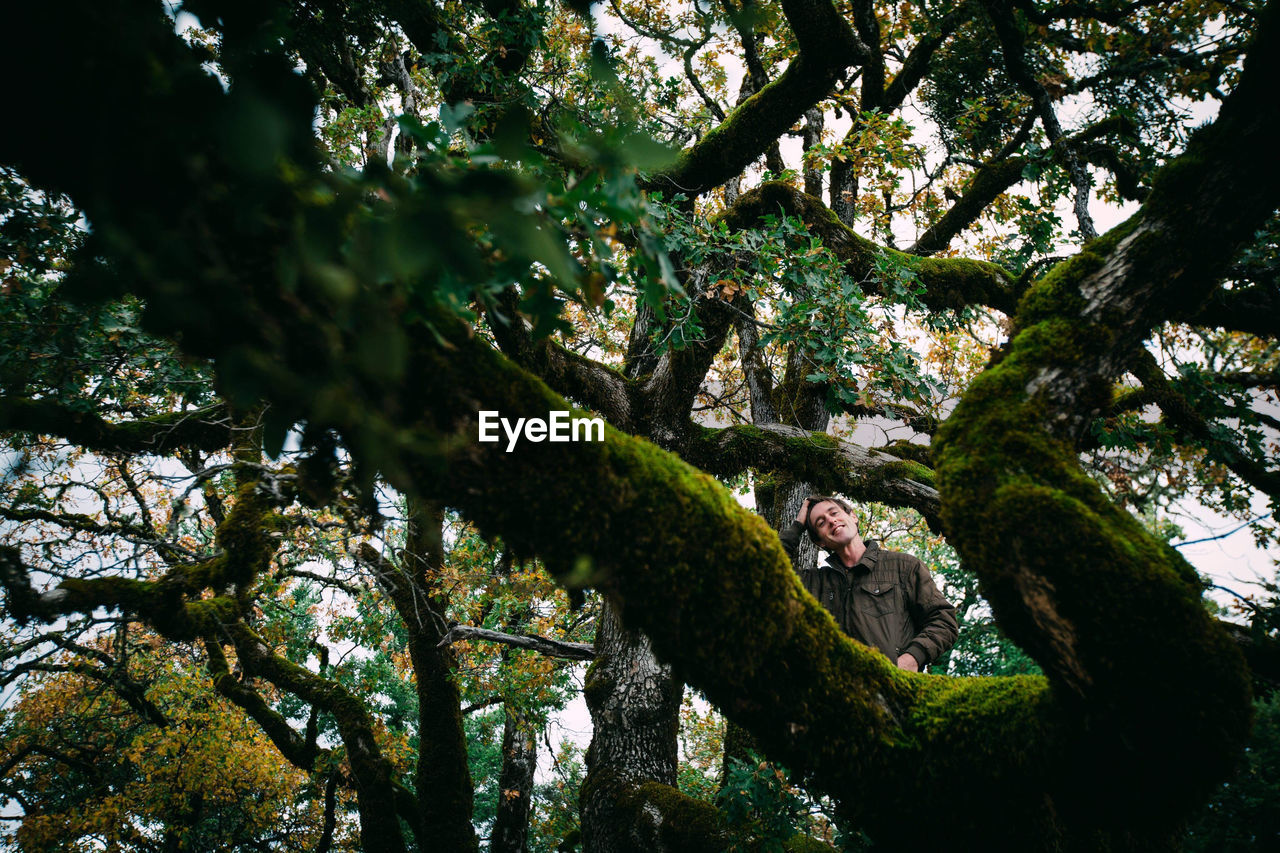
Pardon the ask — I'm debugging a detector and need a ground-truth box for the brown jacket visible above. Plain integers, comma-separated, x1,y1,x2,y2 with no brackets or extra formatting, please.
780,522,958,669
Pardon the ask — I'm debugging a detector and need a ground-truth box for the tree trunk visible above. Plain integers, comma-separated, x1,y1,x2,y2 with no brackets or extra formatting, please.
364,500,479,851
491,706,538,853
802,106,824,199
405,502,479,852
830,156,858,227
580,602,683,852
723,335,829,781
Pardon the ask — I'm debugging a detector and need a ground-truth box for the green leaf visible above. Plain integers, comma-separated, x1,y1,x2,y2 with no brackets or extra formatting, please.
440,102,476,135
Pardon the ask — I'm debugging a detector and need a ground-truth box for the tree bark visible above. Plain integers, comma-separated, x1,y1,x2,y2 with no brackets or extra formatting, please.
406,502,480,852
361,500,479,852
492,706,538,853
580,602,683,853
723,326,831,782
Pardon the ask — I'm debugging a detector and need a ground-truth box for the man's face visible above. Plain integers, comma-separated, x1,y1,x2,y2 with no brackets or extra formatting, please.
808,500,857,550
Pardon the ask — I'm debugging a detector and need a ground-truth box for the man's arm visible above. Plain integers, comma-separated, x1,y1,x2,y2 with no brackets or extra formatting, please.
779,521,806,563
778,499,811,565
902,558,959,670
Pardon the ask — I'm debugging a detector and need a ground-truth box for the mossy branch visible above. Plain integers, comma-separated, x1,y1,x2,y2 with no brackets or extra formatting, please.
721,182,1018,314
223,619,414,853
882,2,977,107
645,0,867,197
682,422,941,527
379,309,1080,846
0,544,238,641
621,781,732,850
489,288,636,430
357,516,480,852
931,0,1280,841
909,117,1143,257
0,399,234,455
203,635,332,772
1186,281,1280,338
0,468,277,639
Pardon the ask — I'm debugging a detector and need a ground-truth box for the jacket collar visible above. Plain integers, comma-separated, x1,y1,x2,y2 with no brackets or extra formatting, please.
825,539,880,574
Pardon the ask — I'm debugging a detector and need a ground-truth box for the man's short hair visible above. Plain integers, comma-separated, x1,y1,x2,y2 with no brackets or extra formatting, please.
803,495,854,544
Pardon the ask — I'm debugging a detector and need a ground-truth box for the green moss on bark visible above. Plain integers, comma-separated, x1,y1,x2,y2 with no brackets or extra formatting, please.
395,311,1112,845
931,139,1254,840
722,182,1017,314
628,782,728,851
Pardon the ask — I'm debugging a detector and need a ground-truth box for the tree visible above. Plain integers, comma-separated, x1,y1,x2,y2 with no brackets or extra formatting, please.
1,0,1278,849
0,628,355,851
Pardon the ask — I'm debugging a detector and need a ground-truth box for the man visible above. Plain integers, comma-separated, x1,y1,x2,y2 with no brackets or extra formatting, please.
780,496,957,672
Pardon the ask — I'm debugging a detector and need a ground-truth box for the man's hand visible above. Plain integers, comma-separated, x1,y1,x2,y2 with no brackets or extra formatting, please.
795,499,811,525
896,653,919,672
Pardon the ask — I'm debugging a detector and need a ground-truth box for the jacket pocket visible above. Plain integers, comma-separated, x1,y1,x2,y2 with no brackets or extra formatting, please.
857,582,898,617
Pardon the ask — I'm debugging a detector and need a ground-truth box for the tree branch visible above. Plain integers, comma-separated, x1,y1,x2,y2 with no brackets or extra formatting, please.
884,3,977,106
1130,350,1280,502
0,400,234,455
932,1,1280,838
0,472,278,639
645,0,868,196
986,0,1099,239
202,635,332,772
488,291,636,430
734,308,779,424
723,182,1018,313
681,422,941,527
1185,281,1280,338
636,291,740,445
357,504,479,852
221,619,411,852
909,117,1133,257
0,506,195,562
437,624,596,660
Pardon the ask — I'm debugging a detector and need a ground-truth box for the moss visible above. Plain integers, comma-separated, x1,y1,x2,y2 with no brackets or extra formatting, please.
55,574,161,616
721,182,1017,314
914,255,1016,313
875,459,935,489
629,781,728,852
929,188,1252,841
782,834,838,853
108,403,234,451
1013,318,1116,373
184,595,242,633
582,658,616,712
880,439,932,466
